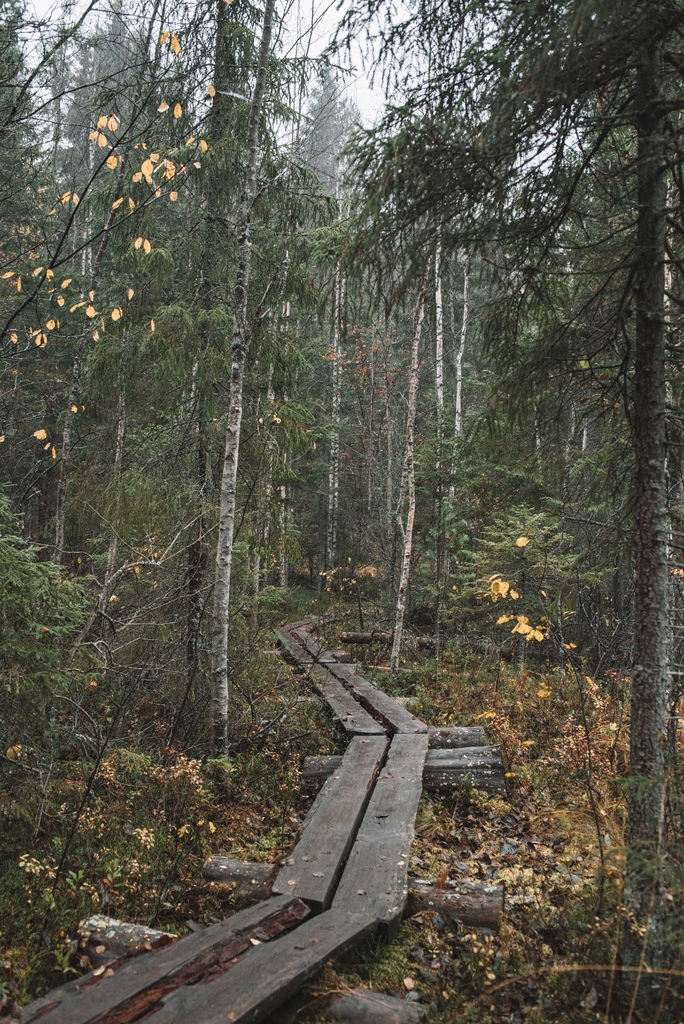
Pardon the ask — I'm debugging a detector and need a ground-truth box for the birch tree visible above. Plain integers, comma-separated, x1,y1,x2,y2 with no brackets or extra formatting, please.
390,275,427,673
211,0,277,755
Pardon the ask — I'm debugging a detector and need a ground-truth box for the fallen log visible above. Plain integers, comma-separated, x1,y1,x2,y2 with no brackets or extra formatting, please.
208,859,508,934
407,879,504,929
302,745,506,795
201,857,272,894
339,631,435,649
77,916,175,968
325,988,425,1023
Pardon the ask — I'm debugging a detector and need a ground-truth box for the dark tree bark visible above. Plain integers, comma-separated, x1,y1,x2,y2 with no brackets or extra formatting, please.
624,34,670,963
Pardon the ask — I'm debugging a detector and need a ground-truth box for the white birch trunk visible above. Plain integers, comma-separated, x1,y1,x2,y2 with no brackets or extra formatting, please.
326,268,343,570
454,252,469,438
391,278,428,674
212,0,276,756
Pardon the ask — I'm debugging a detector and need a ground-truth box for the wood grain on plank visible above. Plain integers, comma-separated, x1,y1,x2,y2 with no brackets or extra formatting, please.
274,627,314,664
332,733,429,936
272,736,387,911
22,897,308,1024
328,664,428,734
145,910,377,1024
308,663,385,735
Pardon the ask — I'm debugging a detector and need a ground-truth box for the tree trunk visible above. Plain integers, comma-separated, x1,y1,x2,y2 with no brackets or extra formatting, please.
434,238,445,644
391,276,428,673
212,0,277,756
454,252,469,439
326,267,343,570
624,37,669,965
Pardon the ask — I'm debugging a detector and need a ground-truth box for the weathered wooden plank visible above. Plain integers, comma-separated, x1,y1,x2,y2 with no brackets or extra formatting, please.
428,726,487,748
424,745,506,795
272,736,387,911
302,745,505,795
332,733,429,936
407,879,504,929
308,663,385,735
274,627,314,664
145,910,377,1024
22,897,309,1024
329,664,428,734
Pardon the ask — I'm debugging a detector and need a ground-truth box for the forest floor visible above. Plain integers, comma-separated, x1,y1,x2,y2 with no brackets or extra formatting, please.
1,600,678,1022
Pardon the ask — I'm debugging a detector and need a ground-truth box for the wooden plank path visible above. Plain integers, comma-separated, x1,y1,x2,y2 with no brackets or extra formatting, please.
22,617,504,1024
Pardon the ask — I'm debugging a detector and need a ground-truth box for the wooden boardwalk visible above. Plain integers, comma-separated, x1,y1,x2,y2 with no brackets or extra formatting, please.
23,619,505,1024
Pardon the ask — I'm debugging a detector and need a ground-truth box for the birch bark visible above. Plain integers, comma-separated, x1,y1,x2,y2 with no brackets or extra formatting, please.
326,268,343,570
390,277,428,674
211,0,276,755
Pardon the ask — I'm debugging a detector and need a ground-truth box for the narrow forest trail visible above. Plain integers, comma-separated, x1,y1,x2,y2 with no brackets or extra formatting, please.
21,619,506,1024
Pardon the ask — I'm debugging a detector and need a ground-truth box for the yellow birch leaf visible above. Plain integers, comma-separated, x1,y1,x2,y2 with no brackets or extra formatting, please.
72,193,79,204
158,102,170,112
1,271,13,278
173,102,182,118
108,115,119,131
132,171,143,182
170,33,181,55
522,740,535,746
532,630,545,642
150,319,155,332
159,30,169,44
134,236,143,249
88,129,98,141
70,301,85,311
86,305,97,318
193,160,201,168
61,191,71,202
510,589,520,599
16,277,21,291
61,278,72,288
106,155,117,169
98,132,108,148
150,153,160,162
143,239,151,254
35,333,47,347
185,136,195,146
207,84,216,97
57,295,65,306
51,446,57,459
496,614,514,624
33,266,43,276
112,197,124,209
89,290,94,300
128,197,135,210
92,329,100,340
169,191,178,201
70,404,78,413
515,536,530,547
46,319,55,330
97,115,108,128
141,158,154,177
10,332,17,342
127,287,134,300
199,139,208,152
111,307,122,321
46,269,54,281
33,429,47,440
43,442,50,449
